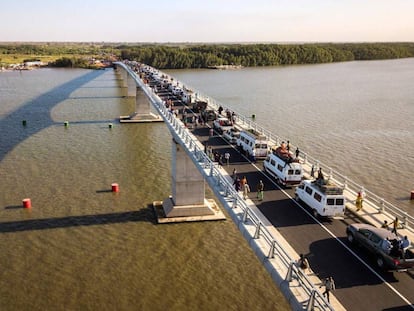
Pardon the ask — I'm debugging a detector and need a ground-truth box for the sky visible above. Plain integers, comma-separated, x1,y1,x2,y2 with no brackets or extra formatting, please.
1,0,414,43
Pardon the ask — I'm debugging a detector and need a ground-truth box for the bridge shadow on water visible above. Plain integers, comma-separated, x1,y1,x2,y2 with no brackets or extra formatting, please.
0,69,107,162
0,206,157,234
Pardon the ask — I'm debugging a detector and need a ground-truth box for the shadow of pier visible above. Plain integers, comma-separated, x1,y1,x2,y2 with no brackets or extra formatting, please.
0,207,156,233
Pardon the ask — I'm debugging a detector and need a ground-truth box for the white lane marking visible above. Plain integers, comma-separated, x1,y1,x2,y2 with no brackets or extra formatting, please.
257,167,414,308
207,118,413,307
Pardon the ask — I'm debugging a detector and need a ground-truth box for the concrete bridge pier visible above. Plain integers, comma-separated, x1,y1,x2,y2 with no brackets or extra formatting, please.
114,64,128,89
117,70,162,123
155,139,225,223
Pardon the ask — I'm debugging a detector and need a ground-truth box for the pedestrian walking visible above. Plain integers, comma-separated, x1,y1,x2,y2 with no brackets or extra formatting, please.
310,165,315,178
355,192,363,211
391,217,399,235
224,152,230,166
295,147,300,159
242,182,251,200
320,276,335,303
286,140,290,152
257,180,264,201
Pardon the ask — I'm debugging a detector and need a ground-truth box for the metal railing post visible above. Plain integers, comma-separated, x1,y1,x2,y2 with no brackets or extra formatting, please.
305,290,317,311
254,223,261,239
268,241,275,258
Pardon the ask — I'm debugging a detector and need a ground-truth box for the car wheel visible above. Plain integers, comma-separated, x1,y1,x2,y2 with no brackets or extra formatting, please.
376,256,386,269
295,194,301,202
347,232,355,244
312,209,318,218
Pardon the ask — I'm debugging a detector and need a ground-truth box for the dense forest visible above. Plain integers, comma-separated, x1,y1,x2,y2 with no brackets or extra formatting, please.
1,42,414,69
118,43,414,68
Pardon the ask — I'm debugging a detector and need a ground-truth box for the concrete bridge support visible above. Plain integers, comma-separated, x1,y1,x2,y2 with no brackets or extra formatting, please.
114,64,128,88
116,66,162,123
159,139,225,222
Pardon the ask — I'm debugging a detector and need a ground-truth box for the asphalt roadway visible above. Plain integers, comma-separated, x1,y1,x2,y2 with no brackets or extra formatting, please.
151,79,414,311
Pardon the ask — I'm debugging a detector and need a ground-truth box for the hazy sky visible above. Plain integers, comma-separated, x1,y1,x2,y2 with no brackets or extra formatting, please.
2,0,413,42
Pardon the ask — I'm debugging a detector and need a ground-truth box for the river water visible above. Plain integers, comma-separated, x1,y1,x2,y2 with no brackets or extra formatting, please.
1,59,413,310
0,68,289,310
166,58,414,212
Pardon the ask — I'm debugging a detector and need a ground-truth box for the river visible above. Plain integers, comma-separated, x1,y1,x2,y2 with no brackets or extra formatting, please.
0,68,289,310
1,58,413,310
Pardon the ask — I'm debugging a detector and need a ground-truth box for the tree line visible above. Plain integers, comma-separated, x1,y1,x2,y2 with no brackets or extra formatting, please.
1,42,413,69
119,43,414,69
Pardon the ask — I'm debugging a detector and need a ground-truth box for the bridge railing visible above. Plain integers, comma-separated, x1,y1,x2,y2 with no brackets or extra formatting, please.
119,62,335,310
165,75,414,231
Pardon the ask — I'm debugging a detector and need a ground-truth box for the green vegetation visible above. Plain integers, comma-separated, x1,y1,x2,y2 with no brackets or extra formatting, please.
119,43,414,68
1,42,413,69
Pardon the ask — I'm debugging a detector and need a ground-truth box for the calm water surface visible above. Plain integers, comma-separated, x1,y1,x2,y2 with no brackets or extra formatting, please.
167,58,414,212
0,68,289,310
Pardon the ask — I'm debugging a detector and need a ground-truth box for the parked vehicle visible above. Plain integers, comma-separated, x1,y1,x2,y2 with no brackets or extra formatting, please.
201,109,217,122
264,143,303,187
213,117,233,134
236,129,269,160
346,223,414,271
295,178,345,217
223,128,240,144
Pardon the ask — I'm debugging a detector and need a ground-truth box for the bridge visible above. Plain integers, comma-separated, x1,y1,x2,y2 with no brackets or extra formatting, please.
113,61,414,311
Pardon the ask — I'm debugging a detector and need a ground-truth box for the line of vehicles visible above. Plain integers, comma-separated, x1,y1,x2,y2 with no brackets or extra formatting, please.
139,63,346,219
214,114,346,219
136,61,413,273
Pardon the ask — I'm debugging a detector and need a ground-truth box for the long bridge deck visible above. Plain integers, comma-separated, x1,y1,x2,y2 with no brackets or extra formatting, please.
115,61,414,311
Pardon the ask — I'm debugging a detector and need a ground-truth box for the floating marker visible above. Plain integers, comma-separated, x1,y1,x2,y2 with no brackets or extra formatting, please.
111,183,119,193
64,121,69,127
22,120,27,126
108,123,113,129
22,198,32,208
251,114,256,119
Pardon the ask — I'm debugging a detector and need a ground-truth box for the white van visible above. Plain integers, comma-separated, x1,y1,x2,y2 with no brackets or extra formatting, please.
263,152,303,187
295,179,345,218
222,128,240,144
236,130,269,160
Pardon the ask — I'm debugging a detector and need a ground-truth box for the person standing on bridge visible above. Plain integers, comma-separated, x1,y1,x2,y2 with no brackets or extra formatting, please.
234,177,241,192
257,180,264,201
242,182,251,200
297,254,310,273
391,217,400,235
355,192,364,211
295,147,300,159
240,176,247,187
224,152,230,166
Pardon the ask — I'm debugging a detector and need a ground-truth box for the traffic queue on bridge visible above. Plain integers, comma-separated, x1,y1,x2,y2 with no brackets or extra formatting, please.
133,62,414,274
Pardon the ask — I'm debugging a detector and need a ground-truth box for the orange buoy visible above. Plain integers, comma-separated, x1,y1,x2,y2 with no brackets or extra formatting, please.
22,198,32,208
411,190,414,200
111,183,119,193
